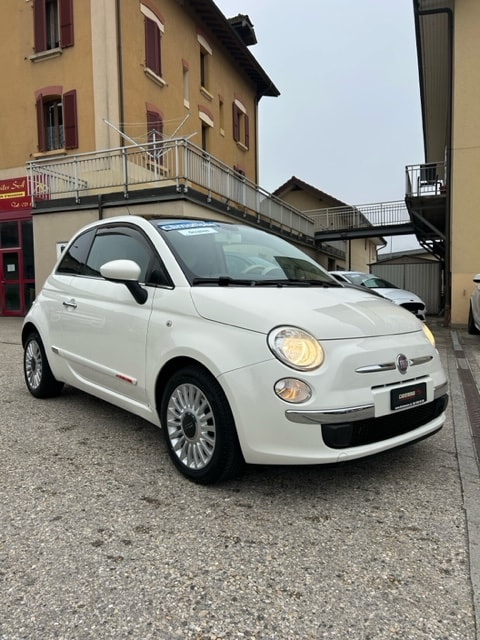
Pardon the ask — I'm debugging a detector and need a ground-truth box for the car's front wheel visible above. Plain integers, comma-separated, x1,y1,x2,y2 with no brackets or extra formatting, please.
23,332,64,398
160,365,244,484
468,304,480,335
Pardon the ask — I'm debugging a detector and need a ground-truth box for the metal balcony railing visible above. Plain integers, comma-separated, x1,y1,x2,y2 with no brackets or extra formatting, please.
26,138,315,241
405,162,446,197
307,200,411,234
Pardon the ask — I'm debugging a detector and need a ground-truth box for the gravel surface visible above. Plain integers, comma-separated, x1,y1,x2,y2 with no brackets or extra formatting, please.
0,319,477,639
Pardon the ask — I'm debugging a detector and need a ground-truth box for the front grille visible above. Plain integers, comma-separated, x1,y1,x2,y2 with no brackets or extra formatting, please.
321,394,448,449
400,302,424,313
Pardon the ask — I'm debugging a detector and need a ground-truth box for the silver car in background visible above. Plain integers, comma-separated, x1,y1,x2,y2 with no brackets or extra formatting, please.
468,273,480,334
329,271,427,321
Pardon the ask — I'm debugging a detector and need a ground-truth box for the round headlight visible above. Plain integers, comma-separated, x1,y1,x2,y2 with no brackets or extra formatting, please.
422,323,436,347
274,378,312,403
268,326,324,371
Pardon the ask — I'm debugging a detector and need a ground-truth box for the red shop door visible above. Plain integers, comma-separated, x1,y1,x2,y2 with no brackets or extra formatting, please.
0,250,23,316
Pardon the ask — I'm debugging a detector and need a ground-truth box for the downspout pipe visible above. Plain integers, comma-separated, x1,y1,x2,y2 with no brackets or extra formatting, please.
115,0,125,149
413,2,453,326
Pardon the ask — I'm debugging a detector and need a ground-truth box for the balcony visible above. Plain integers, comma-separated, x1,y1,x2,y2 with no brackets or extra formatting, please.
26,137,315,246
405,161,447,259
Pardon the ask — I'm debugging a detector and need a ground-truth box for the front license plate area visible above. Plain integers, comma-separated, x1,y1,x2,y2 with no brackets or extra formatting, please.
391,382,427,411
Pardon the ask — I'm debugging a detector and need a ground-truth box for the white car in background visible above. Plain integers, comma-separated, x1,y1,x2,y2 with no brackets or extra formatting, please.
22,216,447,484
329,271,427,321
468,273,480,334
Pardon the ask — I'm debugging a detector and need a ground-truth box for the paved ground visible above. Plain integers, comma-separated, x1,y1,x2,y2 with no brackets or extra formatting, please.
1,316,479,640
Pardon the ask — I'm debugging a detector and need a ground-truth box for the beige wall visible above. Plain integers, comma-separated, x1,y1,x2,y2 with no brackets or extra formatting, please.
450,0,480,324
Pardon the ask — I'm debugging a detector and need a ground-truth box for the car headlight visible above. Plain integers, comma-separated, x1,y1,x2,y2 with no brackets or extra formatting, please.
274,378,312,403
422,323,435,347
267,326,324,371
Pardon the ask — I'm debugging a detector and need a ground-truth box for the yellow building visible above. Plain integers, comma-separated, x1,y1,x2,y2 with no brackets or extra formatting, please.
409,0,480,326
0,0,280,315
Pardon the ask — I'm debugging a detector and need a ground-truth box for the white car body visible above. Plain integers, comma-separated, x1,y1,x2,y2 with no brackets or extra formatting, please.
329,271,427,321
468,273,480,335
22,216,448,483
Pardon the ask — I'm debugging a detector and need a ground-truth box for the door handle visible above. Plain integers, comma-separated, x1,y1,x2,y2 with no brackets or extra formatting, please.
62,298,77,309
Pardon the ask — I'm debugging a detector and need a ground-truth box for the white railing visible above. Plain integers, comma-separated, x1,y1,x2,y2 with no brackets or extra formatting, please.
26,138,315,241
405,162,446,197
307,200,411,233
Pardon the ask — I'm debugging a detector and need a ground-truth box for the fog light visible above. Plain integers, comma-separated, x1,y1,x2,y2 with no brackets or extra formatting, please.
274,378,312,403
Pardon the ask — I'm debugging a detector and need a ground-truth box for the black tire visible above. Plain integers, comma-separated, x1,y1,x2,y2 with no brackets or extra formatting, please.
468,305,480,335
160,365,244,484
23,331,64,398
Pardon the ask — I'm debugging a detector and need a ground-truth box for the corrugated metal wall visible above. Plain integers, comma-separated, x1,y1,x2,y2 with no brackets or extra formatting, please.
372,262,441,316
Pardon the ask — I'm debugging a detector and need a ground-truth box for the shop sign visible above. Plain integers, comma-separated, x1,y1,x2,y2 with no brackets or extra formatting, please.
0,177,31,212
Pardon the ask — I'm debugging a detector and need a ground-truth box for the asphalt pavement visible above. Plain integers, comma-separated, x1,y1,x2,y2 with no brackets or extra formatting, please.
1,316,479,640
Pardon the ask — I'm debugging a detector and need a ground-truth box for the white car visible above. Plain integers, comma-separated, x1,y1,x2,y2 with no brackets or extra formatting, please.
329,271,427,321
468,273,480,334
22,216,448,484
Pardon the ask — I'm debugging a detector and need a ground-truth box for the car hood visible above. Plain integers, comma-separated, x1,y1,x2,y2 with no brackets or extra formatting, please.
190,286,421,339
377,288,425,306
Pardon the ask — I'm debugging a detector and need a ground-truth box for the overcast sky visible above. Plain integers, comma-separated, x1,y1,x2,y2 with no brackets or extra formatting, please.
214,0,424,251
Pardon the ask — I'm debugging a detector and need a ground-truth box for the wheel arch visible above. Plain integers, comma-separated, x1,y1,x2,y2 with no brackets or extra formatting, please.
154,356,220,416
22,321,41,346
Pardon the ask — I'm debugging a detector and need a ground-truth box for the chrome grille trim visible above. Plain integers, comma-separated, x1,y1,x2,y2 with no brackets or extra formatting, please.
355,354,433,373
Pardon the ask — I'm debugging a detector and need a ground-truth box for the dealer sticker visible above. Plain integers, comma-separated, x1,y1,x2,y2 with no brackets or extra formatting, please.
391,382,427,411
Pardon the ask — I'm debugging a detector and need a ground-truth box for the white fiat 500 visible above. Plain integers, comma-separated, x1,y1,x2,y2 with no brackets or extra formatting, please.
22,216,448,484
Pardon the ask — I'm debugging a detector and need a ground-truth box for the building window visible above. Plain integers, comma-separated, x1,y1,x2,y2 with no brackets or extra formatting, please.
232,99,250,150
33,0,74,53
201,123,209,154
147,108,164,144
199,107,214,156
141,4,165,80
219,96,224,135
197,32,212,96
182,61,190,108
35,88,78,152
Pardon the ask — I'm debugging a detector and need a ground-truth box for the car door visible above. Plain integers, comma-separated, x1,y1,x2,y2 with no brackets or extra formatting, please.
57,223,164,409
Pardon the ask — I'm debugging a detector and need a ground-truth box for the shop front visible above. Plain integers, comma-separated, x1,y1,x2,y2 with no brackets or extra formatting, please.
0,178,35,317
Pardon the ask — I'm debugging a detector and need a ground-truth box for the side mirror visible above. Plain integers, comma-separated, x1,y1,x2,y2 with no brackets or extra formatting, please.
473,273,480,284
100,259,148,304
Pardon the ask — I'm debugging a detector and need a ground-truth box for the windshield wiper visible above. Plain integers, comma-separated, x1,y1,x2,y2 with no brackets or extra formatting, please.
192,276,257,286
191,277,342,287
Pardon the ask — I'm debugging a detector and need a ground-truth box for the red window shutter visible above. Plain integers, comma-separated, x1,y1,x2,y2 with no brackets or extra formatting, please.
33,0,47,53
244,114,250,149
59,0,74,48
63,90,78,149
232,103,240,142
145,18,161,76
36,96,47,152
147,109,163,142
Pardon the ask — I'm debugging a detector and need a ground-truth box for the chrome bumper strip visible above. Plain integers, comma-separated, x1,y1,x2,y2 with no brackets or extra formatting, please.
285,380,448,425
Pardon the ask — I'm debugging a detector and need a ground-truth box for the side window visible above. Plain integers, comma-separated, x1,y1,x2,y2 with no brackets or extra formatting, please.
56,228,95,275
34,0,74,53
84,226,167,285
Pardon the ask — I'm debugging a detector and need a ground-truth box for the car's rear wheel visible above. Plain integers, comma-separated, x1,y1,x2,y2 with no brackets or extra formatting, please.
23,332,64,398
160,365,244,484
468,305,480,335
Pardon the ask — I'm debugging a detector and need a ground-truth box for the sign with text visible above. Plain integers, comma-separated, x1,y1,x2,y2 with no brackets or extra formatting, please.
0,177,31,212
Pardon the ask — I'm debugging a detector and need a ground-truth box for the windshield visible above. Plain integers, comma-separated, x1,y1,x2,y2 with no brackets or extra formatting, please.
346,273,398,289
152,220,335,284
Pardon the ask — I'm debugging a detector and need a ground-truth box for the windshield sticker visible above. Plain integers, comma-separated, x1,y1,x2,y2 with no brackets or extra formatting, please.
178,227,218,236
158,221,219,231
